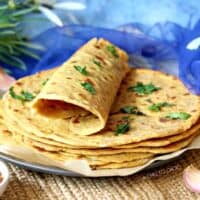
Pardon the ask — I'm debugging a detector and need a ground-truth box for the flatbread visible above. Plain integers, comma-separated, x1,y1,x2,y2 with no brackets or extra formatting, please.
32,38,129,135
95,158,151,169
0,113,153,167
23,132,198,155
3,68,200,148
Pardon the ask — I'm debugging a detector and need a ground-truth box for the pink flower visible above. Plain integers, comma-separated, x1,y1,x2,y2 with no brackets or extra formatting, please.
0,69,15,91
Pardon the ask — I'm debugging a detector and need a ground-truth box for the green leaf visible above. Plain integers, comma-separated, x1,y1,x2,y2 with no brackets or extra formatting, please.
165,112,191,120
42,78,49,86
92,59,101,68
120,106,144,115
0,30,15,36
81,82,96,95
12,6,38,17
0,54,26,69
11,41,45,51
13,46,40,60
106,45,119,58
9,87,35,102
115,118,130,135
21,90,35,101
0,23,17,28
148,102,174,112
128,82,161,95
74,65,88,75
0,5,8,11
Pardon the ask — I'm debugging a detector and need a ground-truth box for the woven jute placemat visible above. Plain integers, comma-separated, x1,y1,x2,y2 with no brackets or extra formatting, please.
1,150,200,200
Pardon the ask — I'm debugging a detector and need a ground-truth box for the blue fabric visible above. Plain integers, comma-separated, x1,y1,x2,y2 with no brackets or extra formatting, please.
2,22,200,94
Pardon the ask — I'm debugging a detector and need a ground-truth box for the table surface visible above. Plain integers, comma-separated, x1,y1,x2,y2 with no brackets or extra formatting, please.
1,150,200,200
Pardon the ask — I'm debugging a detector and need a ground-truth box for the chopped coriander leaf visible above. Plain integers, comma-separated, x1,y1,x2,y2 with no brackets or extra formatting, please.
74,65,88,75
81,82,96,95
115,122,130,135
165,112,191,120
92,59,101,68
148,102,174,112
121,106,144,115
42,78,49,86
21,91,35,101
128,82,161,95
9,87,35,102
106,45,119,58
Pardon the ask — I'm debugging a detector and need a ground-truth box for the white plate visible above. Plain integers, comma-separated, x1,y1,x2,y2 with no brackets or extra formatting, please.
0,160,9,196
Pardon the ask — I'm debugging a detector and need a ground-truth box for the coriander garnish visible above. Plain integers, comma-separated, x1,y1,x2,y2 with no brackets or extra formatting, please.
115,123,129,135
81,82,96,95
128,82,161,95
165,112,191,120
115,116,130,135
148,102,174,112
74,65,88,75
106,45,119,58
92,59,102,68
9,86,35,102
42,78,49,86
121,106,144,115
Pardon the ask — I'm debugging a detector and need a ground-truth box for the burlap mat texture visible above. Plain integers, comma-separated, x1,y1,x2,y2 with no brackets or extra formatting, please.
1,150,200,200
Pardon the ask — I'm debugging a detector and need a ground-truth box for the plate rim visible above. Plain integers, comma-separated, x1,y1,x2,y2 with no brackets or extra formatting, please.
0,152,183,177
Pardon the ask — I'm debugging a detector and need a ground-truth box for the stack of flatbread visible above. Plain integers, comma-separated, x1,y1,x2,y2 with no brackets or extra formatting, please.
0,38,200,171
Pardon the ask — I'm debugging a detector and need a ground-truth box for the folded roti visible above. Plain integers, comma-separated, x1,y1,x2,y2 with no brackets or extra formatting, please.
32,38,129,135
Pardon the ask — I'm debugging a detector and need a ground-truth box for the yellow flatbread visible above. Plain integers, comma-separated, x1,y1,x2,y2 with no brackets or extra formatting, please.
3,68,200,148
32,38,129,135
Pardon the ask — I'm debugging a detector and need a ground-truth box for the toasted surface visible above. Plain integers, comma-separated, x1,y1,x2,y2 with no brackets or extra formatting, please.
32,38,129,135
2,68,200,148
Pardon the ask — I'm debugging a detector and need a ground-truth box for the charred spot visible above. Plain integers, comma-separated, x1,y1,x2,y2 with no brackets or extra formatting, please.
191,110,197,112
16,82,22,86
70,60,77,64
94,55,106,64
183,93,190,96
3,130,10,134
116,91,121,96
78,93,87,99
170,86,176,89
34,146,46,152
94,44,101,49
72,118,80,124
66,77,72,80
51,82,56,85
103,126,114,132
159,118,170,123
13,109,19,112
77,155,84,159
27,118,32,121
85,78,95,86
171,96,176,99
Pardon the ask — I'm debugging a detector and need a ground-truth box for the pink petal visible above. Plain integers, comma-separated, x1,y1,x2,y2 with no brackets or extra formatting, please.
183,165,200,193
0,68,15,91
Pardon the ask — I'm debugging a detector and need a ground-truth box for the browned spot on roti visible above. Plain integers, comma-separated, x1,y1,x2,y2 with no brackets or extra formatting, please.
94,55,106,64
171,96,176,100
16,82,22,86
159,118,170,123
72,118,80,124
